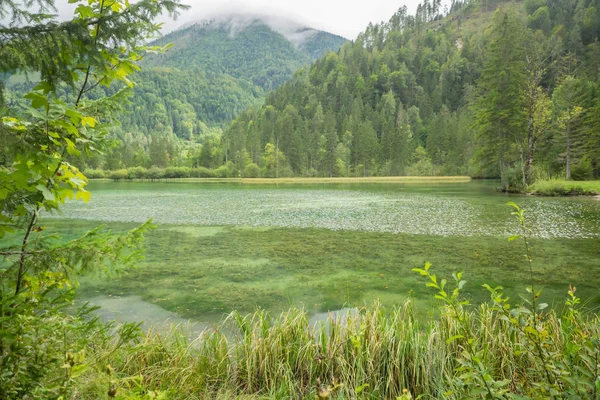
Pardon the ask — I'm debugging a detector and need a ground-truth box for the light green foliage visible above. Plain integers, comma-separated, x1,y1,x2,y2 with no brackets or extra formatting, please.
410,202,600,399
0,0,184,396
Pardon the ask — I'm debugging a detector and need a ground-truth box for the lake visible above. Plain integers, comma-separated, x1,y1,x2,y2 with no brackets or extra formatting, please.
43,180,600,325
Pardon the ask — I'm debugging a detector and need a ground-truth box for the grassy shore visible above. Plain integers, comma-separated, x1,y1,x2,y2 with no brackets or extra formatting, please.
93,176,472,184
529,179,600,196
68,296,599,399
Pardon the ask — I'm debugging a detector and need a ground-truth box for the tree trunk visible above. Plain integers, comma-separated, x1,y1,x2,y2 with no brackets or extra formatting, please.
499,159,507,191
524,114,536,186
566,118,571,180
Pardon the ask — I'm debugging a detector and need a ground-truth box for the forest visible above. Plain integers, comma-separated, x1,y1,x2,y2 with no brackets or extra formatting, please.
77,0,600,192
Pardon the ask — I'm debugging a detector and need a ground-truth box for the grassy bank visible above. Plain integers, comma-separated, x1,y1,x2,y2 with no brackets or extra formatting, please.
17,293,600,399
84,167,471,184
529,179,600,196
104,176,471,184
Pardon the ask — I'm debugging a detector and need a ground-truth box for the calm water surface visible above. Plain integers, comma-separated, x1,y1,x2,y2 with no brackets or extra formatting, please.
44,180,600,326
55,180,600,238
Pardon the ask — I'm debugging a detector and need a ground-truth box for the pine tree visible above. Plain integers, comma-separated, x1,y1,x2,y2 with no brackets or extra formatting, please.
473,10,527,189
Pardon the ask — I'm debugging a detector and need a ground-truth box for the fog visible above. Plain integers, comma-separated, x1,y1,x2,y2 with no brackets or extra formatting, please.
48,0,424,40
167,0,422,39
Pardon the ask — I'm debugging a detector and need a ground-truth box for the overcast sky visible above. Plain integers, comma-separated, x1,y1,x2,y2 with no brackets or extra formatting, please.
54,0,423,40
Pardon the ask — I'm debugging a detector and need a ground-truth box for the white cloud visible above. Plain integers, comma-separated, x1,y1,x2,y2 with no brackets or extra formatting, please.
50,0,423,40
167,0,422,39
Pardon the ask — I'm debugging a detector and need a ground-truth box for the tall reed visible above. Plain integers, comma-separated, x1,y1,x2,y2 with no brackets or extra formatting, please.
116,297,599,399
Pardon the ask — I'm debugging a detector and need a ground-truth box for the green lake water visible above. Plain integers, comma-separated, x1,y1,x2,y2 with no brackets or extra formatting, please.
40,180,600,325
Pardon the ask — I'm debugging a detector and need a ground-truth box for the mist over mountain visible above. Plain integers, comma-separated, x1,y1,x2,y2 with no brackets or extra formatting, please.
4,12,346,143
93,13,346,141
145,14,347,90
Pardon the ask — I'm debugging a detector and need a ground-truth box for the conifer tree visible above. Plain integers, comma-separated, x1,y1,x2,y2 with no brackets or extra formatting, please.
473,10,526,188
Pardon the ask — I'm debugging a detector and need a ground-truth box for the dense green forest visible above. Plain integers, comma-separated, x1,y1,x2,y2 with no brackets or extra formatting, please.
83,0,600,189
74,0,600,188
7,0,599,189
212,0,600,187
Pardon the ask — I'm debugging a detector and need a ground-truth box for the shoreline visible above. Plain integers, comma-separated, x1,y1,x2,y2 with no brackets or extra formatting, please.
88,176,473,184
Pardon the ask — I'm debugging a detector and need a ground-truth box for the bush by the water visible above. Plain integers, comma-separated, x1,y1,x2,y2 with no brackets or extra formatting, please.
85,166,227,180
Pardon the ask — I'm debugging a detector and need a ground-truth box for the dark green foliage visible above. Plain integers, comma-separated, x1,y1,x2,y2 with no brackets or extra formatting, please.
213,0,600,182
0,0,183,397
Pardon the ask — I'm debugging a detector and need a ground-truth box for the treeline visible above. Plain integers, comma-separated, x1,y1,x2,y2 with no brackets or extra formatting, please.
208,0,600,187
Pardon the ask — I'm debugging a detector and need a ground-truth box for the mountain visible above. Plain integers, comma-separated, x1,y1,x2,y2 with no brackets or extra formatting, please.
115,15,347,138
3,14,346,141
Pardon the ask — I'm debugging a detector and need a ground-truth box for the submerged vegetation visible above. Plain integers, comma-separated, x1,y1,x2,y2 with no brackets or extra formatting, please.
3,267,600,398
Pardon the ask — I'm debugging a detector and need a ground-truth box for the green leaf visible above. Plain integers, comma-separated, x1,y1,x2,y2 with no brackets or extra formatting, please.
64,138,81,157
412,268,428,276
65,109,82,124
81,116,97,127
506,201,519,209
508,235,521,242
446,334,464,344
111,2,123,12
24,92,48,109
36,184,55,201
76,4,94,18
76,190,91,203
70,363,89,378
33,81,53,93
355,383,369,394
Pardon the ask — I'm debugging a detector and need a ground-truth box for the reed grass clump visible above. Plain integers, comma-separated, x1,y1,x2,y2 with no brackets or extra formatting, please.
112,296,599,399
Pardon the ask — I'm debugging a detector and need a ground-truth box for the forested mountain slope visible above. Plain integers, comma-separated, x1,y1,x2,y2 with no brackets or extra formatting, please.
4,15,346,138
218,0,600,184
120,16,346,135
